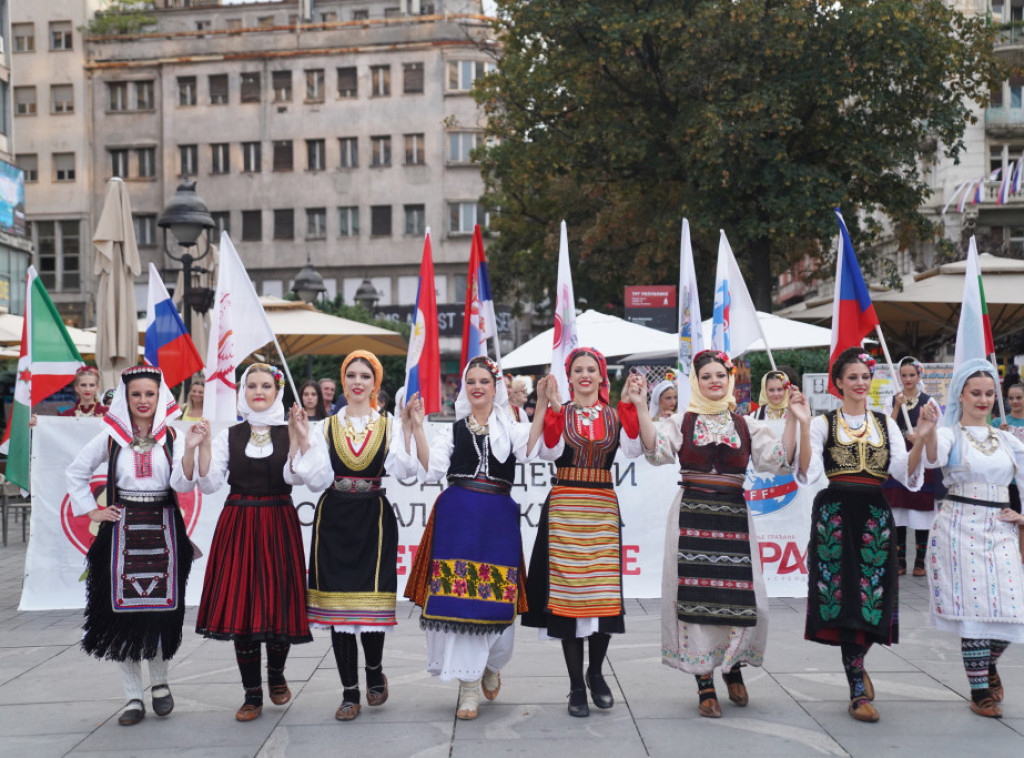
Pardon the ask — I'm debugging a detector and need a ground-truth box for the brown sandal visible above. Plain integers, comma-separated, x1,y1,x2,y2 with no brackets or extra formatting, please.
990,671,1004,703
698,689,722,718
269,682,291,706
235,703,263,722
366,674,389,707
335,701,361,721
970,696,1002,719
848,696,879,723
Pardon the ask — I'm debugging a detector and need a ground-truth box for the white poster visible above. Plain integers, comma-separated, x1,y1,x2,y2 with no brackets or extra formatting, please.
22,417,813,610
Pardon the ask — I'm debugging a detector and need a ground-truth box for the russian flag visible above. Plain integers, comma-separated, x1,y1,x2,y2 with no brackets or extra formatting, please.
829,209,879,397
460,224,500,374
144,262,204,388
404,229,442,414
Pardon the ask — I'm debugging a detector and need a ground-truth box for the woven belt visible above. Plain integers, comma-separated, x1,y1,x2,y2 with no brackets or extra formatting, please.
948,482,1009,502
554,467,612,485
448,476,512,496
827,474,885,489
332,476,382,494
116,490,171,504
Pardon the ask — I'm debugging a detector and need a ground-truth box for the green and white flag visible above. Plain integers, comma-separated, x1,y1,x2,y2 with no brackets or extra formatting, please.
0,267,84,491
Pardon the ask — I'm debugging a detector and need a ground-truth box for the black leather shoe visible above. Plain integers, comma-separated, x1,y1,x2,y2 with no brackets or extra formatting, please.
568,688,590,717
152,685,174,717
118,699,146,726
585,668,614,709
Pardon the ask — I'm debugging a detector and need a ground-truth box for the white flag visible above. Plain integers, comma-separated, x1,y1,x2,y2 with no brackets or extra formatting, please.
711,230,766,358
204,232,277,422
677,218,703,409
953,236,995,369
550,221,579,402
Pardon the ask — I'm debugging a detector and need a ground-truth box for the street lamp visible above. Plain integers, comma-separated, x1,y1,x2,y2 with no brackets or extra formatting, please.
353,277,380,311
292,257,327,380
157,176,216,337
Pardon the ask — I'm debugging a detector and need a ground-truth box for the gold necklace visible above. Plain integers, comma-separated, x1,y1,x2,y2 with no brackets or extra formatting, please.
839,410,871,440
960,424,999,456
765,406,786,420
343,415,370,447
250,427,272,447
903,394,919,410
466,416,489,435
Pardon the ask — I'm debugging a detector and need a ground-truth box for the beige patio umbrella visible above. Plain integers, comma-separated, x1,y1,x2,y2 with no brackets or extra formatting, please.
92,178,142,388
776,252,1024,355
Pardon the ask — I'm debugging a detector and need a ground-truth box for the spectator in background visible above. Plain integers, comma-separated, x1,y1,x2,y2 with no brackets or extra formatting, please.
299,380,327,422
321,377,347,414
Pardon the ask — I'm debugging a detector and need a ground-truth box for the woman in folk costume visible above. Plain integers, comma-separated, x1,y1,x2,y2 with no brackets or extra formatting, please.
751,370,791,423
522,347,656,718
178,363,312,722
923,359,1024,719
294,351,409,721
884,356,941,577
401,356,540,720
66,366,195,726
796,347,933,723
60,365,109,417
644,351,809,717
648,373,679,421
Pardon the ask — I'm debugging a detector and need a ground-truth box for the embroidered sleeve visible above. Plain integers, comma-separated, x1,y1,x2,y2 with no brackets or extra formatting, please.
617,402,640,439
646,412,683,467
543,406,565,449
291,429,333,492
747,417,793,474
693,414,741,449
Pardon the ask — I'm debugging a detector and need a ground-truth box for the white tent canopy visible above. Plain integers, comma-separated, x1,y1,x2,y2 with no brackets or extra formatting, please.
501,309,834,370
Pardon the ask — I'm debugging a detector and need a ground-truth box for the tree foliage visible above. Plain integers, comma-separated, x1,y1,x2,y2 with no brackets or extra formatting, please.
83,1,157,36
476,0,1003,314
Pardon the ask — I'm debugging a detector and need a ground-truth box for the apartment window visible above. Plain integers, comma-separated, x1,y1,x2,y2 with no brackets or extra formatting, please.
371,205,391,236
51,85,74,114
37,221,56,288
339,206,359,237
133,214,157,247
404,204,425,236
137,147,156,178
227,18,243,32
178,76,197,106
306,139,325,171
257,15,275,28
384,7,402,18
53,153,76,182
447,60,494,92
339,137,358,168
49,21,72,51
371,136,391,167
449,202,487,234
211,211,230,236
209,74,229,105
273,141,294,171
274,209,294,240
37,220,82,291
241,72,261,103
405,133,425,165
135,81,154,110
111,149,129,178
211,143,230,174
321,11,338,22
337,67,357,98
108,82,128,112
305,69,325,102
272,71,292,103
179,144,198,176
371,65,391,97
243,141,261,172
993,84,1005,109
449,132,480,163
403,62,424,94
353,9,370,20
241,210,262,241
14,87,36,116
13,23,34,53
17,154,38,183
62,222,81,290
306,208,327,239
196,20,212,33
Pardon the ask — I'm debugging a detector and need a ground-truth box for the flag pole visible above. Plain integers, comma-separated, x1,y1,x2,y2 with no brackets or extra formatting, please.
989,351,1008,425
873,325,913,430
270,337,300,407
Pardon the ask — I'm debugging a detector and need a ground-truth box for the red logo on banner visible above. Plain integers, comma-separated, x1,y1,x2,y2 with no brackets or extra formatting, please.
60,475,201,556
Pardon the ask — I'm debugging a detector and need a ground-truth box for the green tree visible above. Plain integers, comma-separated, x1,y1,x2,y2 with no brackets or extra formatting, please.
476,1,1003,314
83,1,157,36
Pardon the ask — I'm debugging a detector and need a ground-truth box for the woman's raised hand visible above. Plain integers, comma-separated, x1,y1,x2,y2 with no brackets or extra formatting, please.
403,392,425,429
185,418,210,450
788,390,810,422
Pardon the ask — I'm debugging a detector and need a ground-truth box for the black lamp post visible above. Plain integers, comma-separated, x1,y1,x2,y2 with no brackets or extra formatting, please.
157,177,216,337
353,277,380,311
292,257,327,380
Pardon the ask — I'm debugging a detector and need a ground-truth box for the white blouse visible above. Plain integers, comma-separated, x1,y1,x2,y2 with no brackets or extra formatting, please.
397,418,537,485
67,433,192,517
798,412,922,490
926,425,1024,490
646,412,792,474
172,426,303,495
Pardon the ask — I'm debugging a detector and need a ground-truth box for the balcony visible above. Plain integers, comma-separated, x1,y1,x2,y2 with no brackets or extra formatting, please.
994,23,1024,66
985,105,1024,137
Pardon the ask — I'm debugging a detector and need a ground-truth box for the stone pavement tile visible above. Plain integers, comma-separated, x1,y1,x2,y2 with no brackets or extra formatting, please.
170,646,322,686
6,733,88,758
0,647,122,705
452,736,648,758
0,644,65,686
450,701,639,740
773,671,962,703
0,699,119,736
257,720,454,758
72,749,256,758
801,700,1024,757
637,715,849,758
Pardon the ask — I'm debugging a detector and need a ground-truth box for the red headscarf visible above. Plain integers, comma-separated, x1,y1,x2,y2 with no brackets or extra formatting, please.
565,347,610,405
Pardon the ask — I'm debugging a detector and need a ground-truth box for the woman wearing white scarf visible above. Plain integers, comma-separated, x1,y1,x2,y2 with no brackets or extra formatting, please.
923,358,1024,719
399,356,541,721
177,363,312,722
644,350,809,718
648,377,679,420
66,366,196,726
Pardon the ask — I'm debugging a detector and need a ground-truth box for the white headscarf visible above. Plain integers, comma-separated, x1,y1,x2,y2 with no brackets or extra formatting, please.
942,358,998,428
648,379,677,418
455,357,514,462
103,366,181,448
237,364,287,426
897,356,926,395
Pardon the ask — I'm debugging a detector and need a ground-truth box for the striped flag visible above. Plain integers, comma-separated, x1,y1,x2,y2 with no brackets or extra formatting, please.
953,237,995,367
711,230,763,358
405,229,442,414
144,262,203,388
0,267,84,490
550,221,579,403
676,218,703,410
459,224,500,373
1015,156,1024,195
957,182,974,213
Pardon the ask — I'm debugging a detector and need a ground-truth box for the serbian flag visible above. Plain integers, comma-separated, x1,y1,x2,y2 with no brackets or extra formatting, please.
550,220,579,402
711,230,764,358
953,236,995,367
405,229,441,414
676,218,703,410
459,224,500,373
998,171,1012,206
144,263,203,388
957,182,974,214
0,267,84,491
828,209,879,397
1015,156,1024,195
